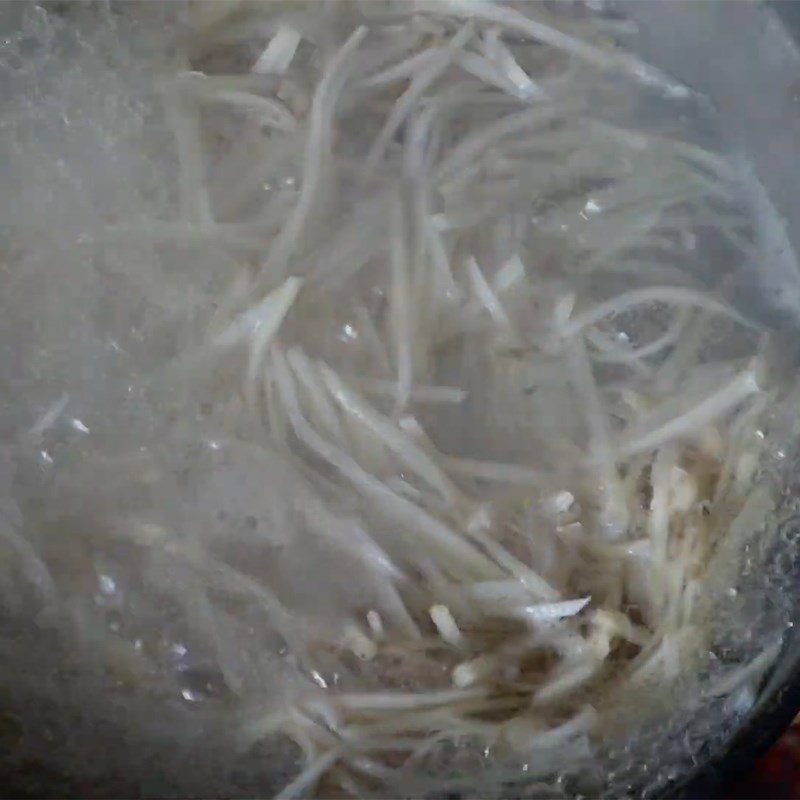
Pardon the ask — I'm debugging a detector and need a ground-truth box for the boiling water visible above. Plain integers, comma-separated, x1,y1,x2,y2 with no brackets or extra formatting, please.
0,3,799,797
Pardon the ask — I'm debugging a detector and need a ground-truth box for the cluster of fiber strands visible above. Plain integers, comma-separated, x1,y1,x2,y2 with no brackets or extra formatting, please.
2,2,791,798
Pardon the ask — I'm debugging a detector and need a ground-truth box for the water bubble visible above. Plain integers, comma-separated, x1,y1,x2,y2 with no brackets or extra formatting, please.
98,573,117,596
310,670,328,689
778,518,800,545
177,665,228,702
168,641,188,663
584,198,602,215
71,418,90,434
339,322,358,343
772,549,796,577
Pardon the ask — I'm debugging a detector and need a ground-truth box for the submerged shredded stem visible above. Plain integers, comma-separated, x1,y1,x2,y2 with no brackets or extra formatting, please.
1,2,792,799
260,26,368,280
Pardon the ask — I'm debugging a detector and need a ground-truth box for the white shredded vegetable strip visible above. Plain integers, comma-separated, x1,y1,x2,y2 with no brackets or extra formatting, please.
493,253,526,293
515,597,591,623
173,72,297,130
163,86,212,223
481,27,543,100
648,444,677,611
619,368,761,458
452,654,497,687
215,276,303,351
388,195,415,415
430,604,465,647
559,286,756,340
565,332,628,536
332,686,486,712
587,307,691,365
358,47,445,89
358,379,467,404
0,517,57,603
275,750,341,800
262,26,368,278
457,52,534,102
272,348,499,579
466,255,517,342
436,104,560,181
252,25,302,75
287,347,346,442
366,23,474,168
441,455,545,485
318,362,461,504
28,394,69,438
366,609,384,639
420,0,689,96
